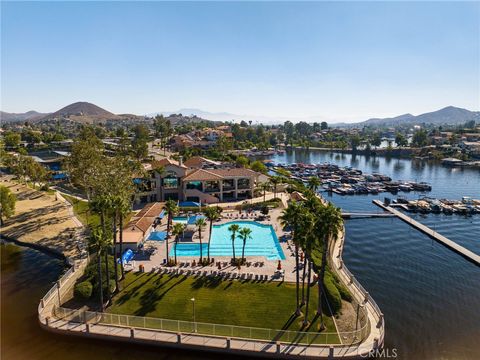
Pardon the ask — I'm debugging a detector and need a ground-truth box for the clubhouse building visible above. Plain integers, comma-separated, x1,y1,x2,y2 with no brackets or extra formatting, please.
134,157,268,205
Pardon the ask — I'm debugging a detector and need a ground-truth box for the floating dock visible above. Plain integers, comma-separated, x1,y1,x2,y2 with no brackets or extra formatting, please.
342,212,396,219
372,200,480,266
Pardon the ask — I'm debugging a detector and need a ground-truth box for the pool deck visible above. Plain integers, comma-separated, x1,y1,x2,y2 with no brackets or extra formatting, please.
136,206,301,282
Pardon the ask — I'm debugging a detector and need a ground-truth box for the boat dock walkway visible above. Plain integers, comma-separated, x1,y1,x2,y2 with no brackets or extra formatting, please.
372,200,480,266
342,212,396,219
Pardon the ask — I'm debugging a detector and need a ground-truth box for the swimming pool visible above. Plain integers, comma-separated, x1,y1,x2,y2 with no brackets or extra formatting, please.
169,221,285,260
172,216,188,224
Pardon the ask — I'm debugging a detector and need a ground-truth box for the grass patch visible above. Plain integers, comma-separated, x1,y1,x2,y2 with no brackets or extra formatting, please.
107,272,340,344
63,194,132,228
63,194,100,227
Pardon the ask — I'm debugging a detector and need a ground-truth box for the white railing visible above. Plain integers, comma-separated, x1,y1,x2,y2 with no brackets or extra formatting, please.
53,306,370,346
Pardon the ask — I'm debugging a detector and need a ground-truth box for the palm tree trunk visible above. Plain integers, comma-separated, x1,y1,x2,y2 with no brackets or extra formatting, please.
317,236,329,329
303,260,312,326
263,189,266,202
301,256,307,305
165,237,169,264
113,210,119,293
97,252,104,311
242,241,246,263
199,229,203,262
295,243,301,315
119,214,125,279
167,214,171,236
232,234,236,261
105,249,110,304
207,220,212,262
174,236,178,264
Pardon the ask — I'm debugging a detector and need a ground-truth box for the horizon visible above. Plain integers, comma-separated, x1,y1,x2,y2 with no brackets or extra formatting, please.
1,1,479,123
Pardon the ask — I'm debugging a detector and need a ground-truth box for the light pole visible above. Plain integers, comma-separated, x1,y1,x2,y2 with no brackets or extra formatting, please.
191,297,196,332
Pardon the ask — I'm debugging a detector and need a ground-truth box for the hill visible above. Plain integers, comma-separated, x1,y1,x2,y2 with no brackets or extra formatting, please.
0,110,49,123
36,102,144,124
357,106,480,128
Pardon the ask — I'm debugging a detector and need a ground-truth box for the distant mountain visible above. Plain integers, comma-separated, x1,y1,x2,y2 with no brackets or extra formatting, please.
0,110,49,123
36,102,144,124
356,106,479,128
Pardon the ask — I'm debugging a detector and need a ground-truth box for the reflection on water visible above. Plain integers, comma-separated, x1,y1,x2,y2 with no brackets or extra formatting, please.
2,149,479,360
0,244,238,360
268,149,480,359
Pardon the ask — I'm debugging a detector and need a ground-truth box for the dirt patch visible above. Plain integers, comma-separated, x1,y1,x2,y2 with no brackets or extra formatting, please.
1,176,84,259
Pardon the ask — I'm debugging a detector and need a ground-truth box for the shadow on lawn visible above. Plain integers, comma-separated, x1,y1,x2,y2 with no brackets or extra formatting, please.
190,276,222,289
134,276,188,316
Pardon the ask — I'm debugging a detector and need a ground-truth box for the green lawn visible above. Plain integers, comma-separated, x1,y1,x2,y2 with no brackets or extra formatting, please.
63,194,132,228
64,194,100,227
107,272,340,344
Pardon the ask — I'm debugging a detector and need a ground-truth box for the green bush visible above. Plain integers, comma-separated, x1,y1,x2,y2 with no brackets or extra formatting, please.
74,281,93,300
324,275,342,314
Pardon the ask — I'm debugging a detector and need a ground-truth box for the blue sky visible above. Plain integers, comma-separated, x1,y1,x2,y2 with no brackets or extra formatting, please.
1,1,479,122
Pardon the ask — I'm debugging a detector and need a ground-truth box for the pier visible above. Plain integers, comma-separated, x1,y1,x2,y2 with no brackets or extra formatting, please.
341,212,396,219
372,200,480,266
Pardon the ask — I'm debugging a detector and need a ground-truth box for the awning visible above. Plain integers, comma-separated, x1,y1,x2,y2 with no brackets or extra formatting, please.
187,215,206,225
178,201,201,208
147,231,167,241
158,209,166,219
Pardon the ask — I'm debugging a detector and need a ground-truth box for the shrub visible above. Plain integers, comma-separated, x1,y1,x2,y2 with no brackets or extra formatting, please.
74,281,93,300
324,275,342,314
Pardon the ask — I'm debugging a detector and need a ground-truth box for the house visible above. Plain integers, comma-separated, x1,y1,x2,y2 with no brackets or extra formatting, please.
133,157,267,205
119,202,164,252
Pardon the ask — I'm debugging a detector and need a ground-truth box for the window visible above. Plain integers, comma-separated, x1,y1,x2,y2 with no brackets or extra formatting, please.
237,178,250,189
186,181,203,191
162,171,178,189
223,179,235,189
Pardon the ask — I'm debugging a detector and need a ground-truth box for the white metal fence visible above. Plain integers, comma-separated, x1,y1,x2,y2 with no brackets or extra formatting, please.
53,306,369,346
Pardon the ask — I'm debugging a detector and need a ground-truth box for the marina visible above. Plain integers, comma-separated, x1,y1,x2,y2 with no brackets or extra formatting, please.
373,200,480,266
390,196,480,215
268,162,433,196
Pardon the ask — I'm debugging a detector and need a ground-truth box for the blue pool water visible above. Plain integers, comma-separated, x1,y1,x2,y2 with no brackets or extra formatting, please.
172,216,188,224
169,221,286,260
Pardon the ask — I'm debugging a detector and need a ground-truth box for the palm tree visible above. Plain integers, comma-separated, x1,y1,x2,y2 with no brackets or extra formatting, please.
165,199,179,237
315,202,343,329
258,182,270,203
228,223,240,263
279,202,303,315
89,227,106,311
172,222,186,265
195,217,207,263
307,177,321,192
117,196,130,279
91,195,112,303
269,176,281,199
165,199,179,263
238,227,252,264
203,206,220,263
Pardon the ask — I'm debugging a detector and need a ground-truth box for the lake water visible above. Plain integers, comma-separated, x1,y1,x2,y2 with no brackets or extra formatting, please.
2,149,479,360
267,149,480,360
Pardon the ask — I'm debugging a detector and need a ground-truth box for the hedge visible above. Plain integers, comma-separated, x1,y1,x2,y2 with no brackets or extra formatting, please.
74,281,93,300
324,274,342,314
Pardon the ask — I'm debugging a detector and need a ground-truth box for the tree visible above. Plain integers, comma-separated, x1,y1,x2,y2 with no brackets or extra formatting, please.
395,133,408,147
203,206,220,263
412,129,428,147
132,124,149,160
195,217,207,263
172,223,185,264
250,160,267,174
238,227,252,264
279,202,304,316
88,227,106,311
63,130,104,200
258,182,270,202
228,223,240,262
307,177,321,192
165,199,179,262
314,202,343,330
235,155,249,168
0,185,16,226
371,133,382,149
3,131,21,148
320,122,328,130
350,135,361,152
269,176,281,199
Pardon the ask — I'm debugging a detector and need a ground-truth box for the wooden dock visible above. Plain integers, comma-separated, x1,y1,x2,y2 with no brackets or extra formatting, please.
342,212,395,219
372,200,480,266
